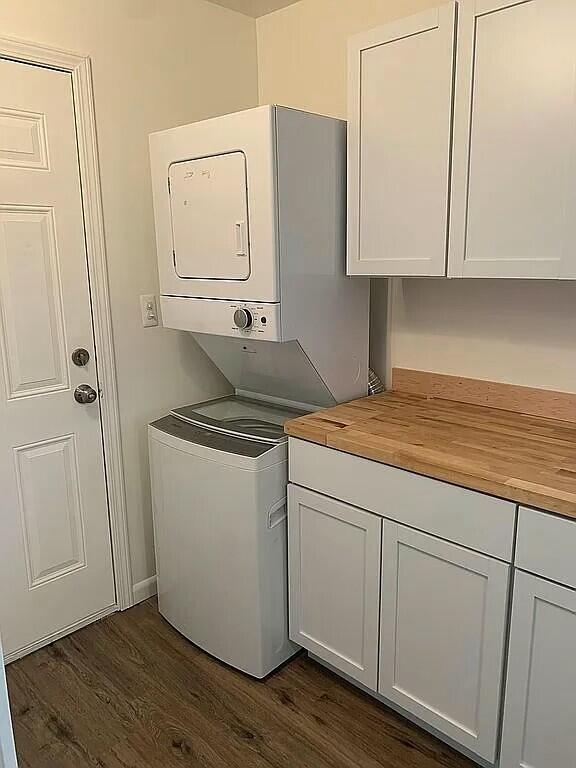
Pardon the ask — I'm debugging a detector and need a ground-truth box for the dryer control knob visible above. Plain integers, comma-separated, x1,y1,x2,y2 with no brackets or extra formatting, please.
233,308,253,330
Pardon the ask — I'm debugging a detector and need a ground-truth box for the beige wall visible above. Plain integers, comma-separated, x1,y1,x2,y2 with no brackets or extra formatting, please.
4,0,574,598
391,280,576,392
257,0,576,394
0,0,258,589
257,0,438,118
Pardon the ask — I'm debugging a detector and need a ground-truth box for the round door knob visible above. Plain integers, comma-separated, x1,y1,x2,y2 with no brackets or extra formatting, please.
233,308,253,330
74,384,98,404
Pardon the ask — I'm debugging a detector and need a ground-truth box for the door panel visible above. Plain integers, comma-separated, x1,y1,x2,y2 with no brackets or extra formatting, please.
0,106,48,170
288,484,381,689
449,0,576,278
379,523,509,762
500,571,576,768
0,206,68,398
14,434,86,588
0,58,115,658
347,3,456,276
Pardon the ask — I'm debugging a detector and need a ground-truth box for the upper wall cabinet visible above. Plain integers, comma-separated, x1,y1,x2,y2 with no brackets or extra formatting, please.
347,3,456,277
349,0,576,279
449,0,576,279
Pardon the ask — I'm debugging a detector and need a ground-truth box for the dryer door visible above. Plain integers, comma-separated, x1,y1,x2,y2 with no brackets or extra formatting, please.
169,151,250,280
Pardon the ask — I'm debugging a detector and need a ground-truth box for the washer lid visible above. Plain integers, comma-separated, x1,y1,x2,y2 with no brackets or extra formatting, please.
171,395,307,444
149,415,273,457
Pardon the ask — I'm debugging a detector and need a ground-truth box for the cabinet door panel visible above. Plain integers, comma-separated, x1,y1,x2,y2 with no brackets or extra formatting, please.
347,3,455,276
450,0,576,278
500,571,576,768
379,523,509,762
288,485,381,689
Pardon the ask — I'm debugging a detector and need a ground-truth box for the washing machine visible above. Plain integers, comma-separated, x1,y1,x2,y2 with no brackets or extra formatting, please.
147,106,369,679
148,395,305,678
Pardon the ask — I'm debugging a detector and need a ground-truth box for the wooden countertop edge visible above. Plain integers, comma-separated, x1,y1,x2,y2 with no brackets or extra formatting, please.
284,417,366,444
284,421,329,444
286,428,576,519
284,408,380,443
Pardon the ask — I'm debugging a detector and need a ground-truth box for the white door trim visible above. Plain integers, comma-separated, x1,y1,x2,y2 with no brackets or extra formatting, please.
0,637,17,767
0,35,133,610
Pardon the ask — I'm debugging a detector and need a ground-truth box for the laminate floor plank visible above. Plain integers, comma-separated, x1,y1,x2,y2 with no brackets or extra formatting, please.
6,599,475,768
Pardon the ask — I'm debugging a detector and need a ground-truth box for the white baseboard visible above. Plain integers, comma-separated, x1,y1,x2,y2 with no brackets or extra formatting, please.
132,575,157,605
5,604,117,664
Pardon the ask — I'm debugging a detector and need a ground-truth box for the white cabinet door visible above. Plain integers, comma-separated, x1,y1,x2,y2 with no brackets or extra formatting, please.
347,3,456,277
500,571,576,768
288,485,381,689
379,523,509,762
449,0,576,278
0,639,17,768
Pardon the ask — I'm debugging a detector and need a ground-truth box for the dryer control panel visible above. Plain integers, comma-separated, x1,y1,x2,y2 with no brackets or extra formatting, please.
160,296,282,341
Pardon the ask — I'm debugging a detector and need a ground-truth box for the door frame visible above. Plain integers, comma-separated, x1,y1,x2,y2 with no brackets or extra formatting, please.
0,36,133,614
0,635,17,766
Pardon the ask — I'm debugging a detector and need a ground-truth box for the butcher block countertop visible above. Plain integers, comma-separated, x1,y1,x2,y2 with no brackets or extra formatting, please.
284,391,576,518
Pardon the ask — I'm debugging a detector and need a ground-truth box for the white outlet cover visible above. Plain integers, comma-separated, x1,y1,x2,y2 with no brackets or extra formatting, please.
140,294,159,327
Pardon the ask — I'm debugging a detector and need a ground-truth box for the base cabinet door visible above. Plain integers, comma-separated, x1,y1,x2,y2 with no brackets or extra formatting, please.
287,484,381,689
379,523,509,762
500,571,576,767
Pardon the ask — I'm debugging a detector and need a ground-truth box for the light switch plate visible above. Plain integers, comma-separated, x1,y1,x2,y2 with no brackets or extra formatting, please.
140,294,159,327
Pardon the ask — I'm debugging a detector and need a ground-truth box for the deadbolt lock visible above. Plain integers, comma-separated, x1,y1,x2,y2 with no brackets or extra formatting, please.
72,348,90,367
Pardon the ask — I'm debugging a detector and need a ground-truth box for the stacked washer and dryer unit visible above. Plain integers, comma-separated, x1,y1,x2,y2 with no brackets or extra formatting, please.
148,105,369,678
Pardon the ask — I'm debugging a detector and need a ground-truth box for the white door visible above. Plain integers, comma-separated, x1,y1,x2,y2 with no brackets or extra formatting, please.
0,636,17,768
287,485,381,689
347,3,456,277
0,58,115,659
449,0,576,278
169,152,250,280
379,523,509,763
500,571,576,768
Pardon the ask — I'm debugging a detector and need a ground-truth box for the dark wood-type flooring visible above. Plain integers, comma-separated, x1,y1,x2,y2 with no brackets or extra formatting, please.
7,599,475,768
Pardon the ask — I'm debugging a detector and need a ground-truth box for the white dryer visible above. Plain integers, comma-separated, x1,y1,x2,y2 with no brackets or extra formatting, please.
149,396,304,678
149,105,369,406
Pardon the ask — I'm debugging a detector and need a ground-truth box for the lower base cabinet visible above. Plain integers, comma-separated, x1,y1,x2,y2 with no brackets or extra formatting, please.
379,523,510,763
288,446,576,766
287,483,511,764
499,570,576,767
287,484,382,689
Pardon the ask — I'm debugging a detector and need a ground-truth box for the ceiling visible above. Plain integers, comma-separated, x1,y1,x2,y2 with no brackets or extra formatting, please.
207,0,301,18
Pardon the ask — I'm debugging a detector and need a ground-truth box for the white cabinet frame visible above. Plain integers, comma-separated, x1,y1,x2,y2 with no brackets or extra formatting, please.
449,0,576,278
347,3,456,277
